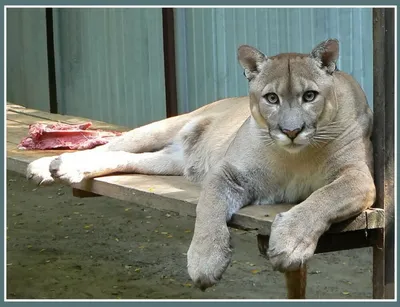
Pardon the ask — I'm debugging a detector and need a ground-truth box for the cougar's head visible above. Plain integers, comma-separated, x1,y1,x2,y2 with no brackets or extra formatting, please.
238,39,340,153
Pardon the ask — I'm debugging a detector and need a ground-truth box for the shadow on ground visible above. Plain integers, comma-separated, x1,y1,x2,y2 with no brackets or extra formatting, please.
6,171,372,299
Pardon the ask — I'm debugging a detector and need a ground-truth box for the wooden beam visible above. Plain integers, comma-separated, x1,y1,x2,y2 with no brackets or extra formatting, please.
72,188,101,198
6,102,386,238
372,7,395,299
6,143,385,237
6,101,386,238
257,229,381,257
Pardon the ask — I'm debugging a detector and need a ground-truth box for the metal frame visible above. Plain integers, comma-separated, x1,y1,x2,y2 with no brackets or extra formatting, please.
372,7,395,299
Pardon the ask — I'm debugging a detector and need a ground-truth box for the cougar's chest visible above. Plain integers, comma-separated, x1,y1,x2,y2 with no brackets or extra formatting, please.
280,172,325,203
274,151,326,203
255,165,325,205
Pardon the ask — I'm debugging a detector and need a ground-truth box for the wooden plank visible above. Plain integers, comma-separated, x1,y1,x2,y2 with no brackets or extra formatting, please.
8,110,64,125
6,103,386,236
71,175,384,235
7,110,93,145
7,103,130,132
7,119,30,144
7,142,73,174
7,107,129,147
72,175,200,217
7,116,74,146
6,113,76,172
7,137,385,235
232,205,383,234
327,209,385,234
7,143,32,175
372,8,395,299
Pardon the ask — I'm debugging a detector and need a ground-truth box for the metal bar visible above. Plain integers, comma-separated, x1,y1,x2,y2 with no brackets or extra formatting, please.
45,8,58,114
162,8,178,117
372,7,395,299
382,7,395,299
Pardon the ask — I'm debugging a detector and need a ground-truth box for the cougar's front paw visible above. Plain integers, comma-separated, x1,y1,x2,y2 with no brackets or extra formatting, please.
49,153,87,184
187,225,232,291
26,156,57,185
267,209,328,272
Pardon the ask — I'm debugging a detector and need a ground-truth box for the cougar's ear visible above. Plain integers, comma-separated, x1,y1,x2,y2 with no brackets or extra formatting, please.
310,39,339,74
238,45,267,81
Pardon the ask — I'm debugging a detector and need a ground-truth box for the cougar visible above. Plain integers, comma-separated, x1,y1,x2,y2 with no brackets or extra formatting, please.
26,39,375,299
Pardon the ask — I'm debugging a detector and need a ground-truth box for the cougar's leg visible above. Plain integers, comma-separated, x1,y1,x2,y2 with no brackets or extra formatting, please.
49,143,185,184
285,265,307,299
94,113,192,153
27,114,191,185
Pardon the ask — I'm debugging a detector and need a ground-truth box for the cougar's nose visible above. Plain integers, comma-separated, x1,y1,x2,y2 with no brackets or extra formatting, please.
279,125,304,140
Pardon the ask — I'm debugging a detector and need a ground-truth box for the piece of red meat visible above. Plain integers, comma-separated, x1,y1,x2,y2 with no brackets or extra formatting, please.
18,122,123,150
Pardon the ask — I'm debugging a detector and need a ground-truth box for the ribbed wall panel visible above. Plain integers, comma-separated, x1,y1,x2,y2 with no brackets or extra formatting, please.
53,8,166,128
175,8,373,113
7,8,373,126
6,8,50,111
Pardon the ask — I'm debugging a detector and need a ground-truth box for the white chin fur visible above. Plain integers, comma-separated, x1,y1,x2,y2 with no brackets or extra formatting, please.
273,132,311,150
281,144,307,153
273,135,292,146
274,135,309,153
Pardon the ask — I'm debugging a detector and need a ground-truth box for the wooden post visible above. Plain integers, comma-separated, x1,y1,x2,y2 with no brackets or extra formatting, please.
372,7,395,299
285,265,307,299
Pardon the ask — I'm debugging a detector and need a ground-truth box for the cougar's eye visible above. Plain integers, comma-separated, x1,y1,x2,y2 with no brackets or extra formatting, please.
303,91,318,102
264,93,279,104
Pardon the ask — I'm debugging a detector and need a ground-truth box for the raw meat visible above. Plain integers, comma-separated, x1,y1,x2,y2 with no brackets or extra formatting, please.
18,122,123,150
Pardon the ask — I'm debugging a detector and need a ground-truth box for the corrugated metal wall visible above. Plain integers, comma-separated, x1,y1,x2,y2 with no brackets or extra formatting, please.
175,8,373,113
53,8,167,128
6,8,50,112
7,8,373,126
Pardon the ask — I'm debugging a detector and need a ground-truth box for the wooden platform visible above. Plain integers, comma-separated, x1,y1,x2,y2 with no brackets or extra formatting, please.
6,103,385,250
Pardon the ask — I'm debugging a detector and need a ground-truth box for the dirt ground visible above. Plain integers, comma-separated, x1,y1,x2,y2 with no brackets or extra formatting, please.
6,170,373,300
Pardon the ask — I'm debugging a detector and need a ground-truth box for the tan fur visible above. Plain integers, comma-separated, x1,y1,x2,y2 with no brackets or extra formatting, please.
26,39,375,298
